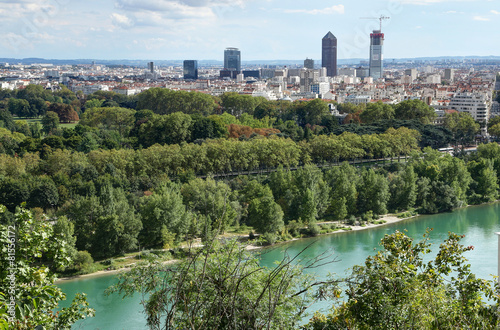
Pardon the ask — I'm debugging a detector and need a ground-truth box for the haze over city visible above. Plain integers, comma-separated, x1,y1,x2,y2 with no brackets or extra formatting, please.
1,0,499,61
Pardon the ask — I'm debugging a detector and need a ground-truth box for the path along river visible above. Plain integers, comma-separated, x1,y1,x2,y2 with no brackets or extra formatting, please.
58,202,500,329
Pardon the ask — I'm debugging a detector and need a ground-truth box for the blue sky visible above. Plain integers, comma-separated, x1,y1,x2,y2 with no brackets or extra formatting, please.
0,0,498,61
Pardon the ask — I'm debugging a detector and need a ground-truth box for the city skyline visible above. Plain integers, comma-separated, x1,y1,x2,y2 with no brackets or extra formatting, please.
0,0,498,61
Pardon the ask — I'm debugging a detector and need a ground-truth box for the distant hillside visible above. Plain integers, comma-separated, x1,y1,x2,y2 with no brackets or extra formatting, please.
0,56,499,67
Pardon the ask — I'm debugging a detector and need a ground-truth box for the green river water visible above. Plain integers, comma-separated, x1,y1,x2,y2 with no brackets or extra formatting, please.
58,202,500,329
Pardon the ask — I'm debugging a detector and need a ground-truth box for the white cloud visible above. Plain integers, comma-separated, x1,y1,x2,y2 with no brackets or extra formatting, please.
491,10,500,15
473,15,490,21
284,5,345,15
115,0,217,20
415,25,422,29
400,0,470,5
116,0,247,12
111,13,135,28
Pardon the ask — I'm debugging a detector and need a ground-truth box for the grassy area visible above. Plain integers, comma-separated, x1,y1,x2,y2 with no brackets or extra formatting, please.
14,117,79,130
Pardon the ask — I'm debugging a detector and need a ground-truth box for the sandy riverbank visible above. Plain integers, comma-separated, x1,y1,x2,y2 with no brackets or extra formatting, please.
55,213,416,283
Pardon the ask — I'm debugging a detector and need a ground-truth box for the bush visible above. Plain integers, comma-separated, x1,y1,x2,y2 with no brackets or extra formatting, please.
361,211,374,223
73,250,94,273
286,220,302,238
347,215,357,225
261,232,278,245
307,224,321,237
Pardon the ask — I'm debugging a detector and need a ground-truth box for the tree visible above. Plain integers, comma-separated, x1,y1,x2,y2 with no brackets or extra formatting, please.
0,205,94,328
79,107,136,137
388,165,417,212
107,239,337,330
467,158,499,204
360,101,395,124
221,92,258,116
48,103,79,123
8,98,31,118
356,168,390,216
325,162,358,220
246,183,284,234
181,177,237,235
394,99,436,124
444,112,480,148
137,88,217,116
140,183,192,248
306,230,500,329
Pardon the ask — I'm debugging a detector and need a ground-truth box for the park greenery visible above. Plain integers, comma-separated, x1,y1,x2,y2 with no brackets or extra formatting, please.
0,84,498,328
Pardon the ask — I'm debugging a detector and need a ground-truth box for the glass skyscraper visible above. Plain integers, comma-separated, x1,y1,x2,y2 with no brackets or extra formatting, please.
224,47,241,72
183,60,198,80
322,32,337,77
369,30,384,79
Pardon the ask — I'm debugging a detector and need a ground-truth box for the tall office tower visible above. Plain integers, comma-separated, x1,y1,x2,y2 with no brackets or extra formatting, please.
183,60,198,80
304,58,314,69
404,68,417,82
444,68,455,81
369,30,384,79
224,47,241,71
322,32,337,77
147,61,154,73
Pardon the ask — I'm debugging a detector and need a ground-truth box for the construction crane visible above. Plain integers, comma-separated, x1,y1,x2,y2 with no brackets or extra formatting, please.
360,15,390,31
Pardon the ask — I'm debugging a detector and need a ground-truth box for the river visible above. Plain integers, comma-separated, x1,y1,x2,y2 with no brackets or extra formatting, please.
58,202,500,329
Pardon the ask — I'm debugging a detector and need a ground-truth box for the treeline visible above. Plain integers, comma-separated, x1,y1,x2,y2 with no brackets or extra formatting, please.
0,86,468,155
2,141,500,264
1,128,419,178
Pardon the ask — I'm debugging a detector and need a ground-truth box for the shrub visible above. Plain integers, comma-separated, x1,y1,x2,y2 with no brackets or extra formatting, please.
286,220,302,238
261,232,278,245
73,250,94,273
307,224,321,237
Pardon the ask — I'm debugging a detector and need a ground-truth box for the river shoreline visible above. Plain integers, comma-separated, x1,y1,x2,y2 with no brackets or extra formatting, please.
55,213,416,283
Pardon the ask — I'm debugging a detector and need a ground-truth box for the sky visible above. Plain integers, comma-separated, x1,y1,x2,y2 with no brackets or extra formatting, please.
0,0,498,61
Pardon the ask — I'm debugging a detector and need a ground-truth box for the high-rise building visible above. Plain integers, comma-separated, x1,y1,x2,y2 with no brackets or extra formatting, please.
224,47,241,71
444,68,455,81
147,62,154,73
404,68,417,82
369,30,384,79
304,58,314,69
183,60,198,80
322,32,337,77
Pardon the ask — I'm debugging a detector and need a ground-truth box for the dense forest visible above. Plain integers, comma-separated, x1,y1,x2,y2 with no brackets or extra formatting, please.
1,85,499,328
0,85,492,261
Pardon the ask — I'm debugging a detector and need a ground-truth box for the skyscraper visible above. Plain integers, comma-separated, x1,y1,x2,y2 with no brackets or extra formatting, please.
224,47,241,72
322,32,337,77
304,58,314,69
369,30,384,79
147,61,154,73
183,60,198,80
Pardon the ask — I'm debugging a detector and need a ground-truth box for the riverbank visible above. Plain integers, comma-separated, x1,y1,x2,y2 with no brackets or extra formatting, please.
55,213,416,283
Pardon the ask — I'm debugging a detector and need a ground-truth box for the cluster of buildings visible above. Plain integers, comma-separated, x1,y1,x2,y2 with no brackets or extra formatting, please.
0,26,498,135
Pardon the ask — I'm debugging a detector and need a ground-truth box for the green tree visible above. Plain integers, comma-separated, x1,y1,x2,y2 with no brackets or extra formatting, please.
246,183,284,234
467,158,499,204
324,162,358,219
0,205,94,328
181,177,237,235
394,99,436,124
140,183,191,248
107,239,336,330
306,230,500,329
221,92,259,116
360,101,395,124
388,165,418,212
356,168,390,216
444,112,480,149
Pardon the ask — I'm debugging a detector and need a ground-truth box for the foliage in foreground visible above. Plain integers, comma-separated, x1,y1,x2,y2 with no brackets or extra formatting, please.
0,205,94,329
306,230,500,330
107,239,337,330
